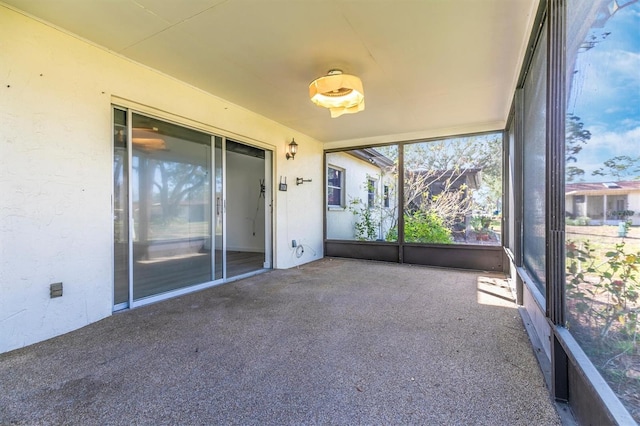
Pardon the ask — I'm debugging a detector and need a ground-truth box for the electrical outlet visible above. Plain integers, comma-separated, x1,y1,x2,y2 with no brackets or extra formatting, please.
50,282,63,298
292,240,297,247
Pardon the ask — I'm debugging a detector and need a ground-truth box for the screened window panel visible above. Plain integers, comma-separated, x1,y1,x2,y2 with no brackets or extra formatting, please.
507,120,516,252
325,147,398,241
522,24,547,292
403,135,503,246
565,1,640,421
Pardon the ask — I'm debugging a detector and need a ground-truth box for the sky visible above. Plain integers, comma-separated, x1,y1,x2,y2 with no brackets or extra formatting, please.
567,1,640,182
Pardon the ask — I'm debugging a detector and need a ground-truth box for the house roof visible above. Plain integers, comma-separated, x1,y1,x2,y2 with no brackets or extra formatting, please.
2,0,539,145
347,148,395,170
566,181,640,195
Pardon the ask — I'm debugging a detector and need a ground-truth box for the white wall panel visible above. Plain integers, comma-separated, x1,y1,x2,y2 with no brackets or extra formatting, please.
0,6,323,353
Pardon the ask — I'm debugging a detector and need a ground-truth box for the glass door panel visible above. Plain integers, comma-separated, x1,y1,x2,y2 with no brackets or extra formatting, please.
113,108,129,306
131,113,212,300
225,140,266,278
214,136,223,280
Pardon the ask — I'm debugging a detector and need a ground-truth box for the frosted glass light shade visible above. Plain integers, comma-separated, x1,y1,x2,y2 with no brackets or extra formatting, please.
309,70,365,118
132,128,166,150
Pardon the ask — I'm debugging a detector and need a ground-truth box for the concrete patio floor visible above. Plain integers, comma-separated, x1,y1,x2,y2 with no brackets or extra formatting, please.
1,258,563,425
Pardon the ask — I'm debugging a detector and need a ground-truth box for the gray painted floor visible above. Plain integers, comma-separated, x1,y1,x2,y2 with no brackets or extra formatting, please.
1,258,561,425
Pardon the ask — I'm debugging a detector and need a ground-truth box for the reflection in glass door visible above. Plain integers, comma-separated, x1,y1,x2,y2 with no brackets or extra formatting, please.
130,113,213,301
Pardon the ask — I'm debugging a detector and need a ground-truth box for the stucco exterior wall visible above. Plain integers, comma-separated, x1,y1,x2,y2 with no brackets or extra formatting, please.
0,6,323,353
326,152,396,241
627,192,640,225
565,195,575,216
566,192,640,225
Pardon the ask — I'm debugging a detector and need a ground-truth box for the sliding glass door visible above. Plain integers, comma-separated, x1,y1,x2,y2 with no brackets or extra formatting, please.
113,108,270,309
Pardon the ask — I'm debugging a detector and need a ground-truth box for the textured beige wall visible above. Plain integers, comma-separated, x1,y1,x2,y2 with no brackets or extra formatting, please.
0,5,323,353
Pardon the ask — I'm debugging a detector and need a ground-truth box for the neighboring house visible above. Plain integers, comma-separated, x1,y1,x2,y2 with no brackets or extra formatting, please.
405,167,484,242
326,148,396,241
405,167,482,219
565,181,640,225
326,153,483,240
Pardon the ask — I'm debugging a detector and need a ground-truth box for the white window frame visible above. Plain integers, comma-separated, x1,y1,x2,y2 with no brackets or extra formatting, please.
367,177,377,208
383,185,390,208
327,165,345,208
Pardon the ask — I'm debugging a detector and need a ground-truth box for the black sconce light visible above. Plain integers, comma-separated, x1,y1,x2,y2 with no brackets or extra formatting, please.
286,138,298,160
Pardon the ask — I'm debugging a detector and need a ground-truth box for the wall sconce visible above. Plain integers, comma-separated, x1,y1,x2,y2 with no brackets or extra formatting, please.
286,138,298,160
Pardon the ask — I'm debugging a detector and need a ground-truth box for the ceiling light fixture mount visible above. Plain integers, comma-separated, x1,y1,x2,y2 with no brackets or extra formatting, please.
309,69,365,118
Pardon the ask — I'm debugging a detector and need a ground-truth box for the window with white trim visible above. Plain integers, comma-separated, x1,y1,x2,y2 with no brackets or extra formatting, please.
327,166,345,207
367,178,377,208
383,185,390,208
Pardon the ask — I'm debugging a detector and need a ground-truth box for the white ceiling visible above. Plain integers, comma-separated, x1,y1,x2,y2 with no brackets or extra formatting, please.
3,0,539,144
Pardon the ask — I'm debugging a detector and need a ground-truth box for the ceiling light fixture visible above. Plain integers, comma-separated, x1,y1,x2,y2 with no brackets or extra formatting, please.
132,138,167,150
132,128,167,151
309,69,364,118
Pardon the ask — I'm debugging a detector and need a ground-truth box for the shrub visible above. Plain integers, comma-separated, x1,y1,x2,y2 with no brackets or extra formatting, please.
609,210,634,220
566,240,639,340
385,227,398,242
566,216,591,226
349,198,378,241
470,215,492,232
404,211,452,244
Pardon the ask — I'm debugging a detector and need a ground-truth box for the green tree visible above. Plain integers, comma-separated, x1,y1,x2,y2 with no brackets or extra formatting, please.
592,155,640,180
140,159,209,223
404,135,502,223
403,211,452,244
565,114,591,182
